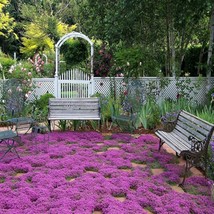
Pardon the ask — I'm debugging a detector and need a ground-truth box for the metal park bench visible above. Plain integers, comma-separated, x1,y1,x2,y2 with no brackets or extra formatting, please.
155,110,214,186
6,117,36,135
0,130,21,160
48,97,101,131
110,103,137,132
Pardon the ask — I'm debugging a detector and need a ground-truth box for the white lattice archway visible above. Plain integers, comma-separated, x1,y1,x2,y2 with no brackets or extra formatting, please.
54,31,94,98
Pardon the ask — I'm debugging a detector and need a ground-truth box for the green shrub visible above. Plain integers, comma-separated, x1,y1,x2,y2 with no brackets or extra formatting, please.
195,105,214,124
207,87,214,105
112,45,161,77
0,56,15,70
61,39,88,68
36,93,55,110
33,93,55,122
0,53,15,79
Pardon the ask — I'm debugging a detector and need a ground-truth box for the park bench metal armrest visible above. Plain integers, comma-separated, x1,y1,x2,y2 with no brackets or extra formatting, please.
188,135,206,153
110,104,136,132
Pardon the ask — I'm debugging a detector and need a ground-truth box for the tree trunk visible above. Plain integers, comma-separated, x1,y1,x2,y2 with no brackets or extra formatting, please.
198,46,205,75
207,7,214,77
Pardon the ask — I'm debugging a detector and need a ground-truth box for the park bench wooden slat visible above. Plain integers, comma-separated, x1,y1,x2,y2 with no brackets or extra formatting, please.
174,124,206,141
177,116,211,136
155,110,214,186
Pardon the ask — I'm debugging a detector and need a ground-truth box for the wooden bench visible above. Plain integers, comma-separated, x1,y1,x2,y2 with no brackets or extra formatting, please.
155,110,214,186
48,97,101,131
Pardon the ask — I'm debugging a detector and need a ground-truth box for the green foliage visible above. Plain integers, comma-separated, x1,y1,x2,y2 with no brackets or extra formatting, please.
61,39,88,69
57,120,67,131
5,61,35,101
0,52,15,79
0,52,15,69
92,93,115,128
36,93,55,110
138,98,159,129
175,77,203,101
33,93,55,122
195,105,214,124
113,46,143,77
20,3,77,56
0,0,15,38
20,22,54,57
43,63,55,77
158,99,174,118
74,0,212,77
113,46,161,77
207,87,214,105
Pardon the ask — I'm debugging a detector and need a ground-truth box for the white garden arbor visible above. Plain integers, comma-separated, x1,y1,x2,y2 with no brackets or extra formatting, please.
54,31,94,98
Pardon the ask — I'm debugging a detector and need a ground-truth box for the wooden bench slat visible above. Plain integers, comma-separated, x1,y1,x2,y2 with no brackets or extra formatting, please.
180,110,214,128
156,131,183,154
156,130,191,154
177,116,211,135
174,124,207,141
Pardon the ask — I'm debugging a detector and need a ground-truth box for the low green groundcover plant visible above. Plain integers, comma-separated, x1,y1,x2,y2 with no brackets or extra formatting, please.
0,131,213,213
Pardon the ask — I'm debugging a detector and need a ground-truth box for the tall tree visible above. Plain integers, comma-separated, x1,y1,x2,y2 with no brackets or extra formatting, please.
19,1,76,56
73,0,213,76
207,5,214,77
0,0,16,52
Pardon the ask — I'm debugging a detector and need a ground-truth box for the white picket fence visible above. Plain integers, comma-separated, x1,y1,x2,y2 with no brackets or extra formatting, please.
58,69,92,98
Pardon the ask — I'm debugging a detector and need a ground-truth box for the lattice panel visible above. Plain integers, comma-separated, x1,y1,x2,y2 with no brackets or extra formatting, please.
94,78,113,96
28,78,55,101
94,77,214,105
1,77,214,105
160,78,210,104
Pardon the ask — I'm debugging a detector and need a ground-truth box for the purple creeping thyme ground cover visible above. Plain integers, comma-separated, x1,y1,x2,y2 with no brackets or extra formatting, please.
0,131,213,214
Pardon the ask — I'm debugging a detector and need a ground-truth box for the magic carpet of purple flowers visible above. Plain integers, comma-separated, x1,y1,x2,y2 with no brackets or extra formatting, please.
0,131,213,214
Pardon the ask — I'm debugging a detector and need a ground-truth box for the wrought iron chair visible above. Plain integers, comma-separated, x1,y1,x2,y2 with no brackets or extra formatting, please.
0,130,21,160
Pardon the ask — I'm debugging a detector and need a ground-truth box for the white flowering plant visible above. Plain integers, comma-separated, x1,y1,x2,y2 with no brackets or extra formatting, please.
7,61,35,99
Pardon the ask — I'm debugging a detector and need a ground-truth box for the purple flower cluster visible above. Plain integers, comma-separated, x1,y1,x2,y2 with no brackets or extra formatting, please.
0,131,213,213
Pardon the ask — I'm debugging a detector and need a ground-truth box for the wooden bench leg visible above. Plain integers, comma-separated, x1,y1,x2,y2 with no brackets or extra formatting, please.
48,120,51,132
99,120,102,131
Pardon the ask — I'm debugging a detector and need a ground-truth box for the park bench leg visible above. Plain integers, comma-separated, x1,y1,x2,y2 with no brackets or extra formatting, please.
179,154,193,187
0,139,20,160
158,138,165,151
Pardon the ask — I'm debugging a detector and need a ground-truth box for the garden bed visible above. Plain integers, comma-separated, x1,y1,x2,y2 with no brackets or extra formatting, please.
0,130,213,213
